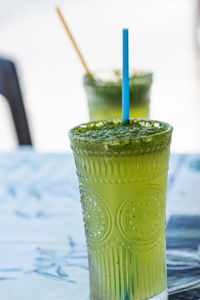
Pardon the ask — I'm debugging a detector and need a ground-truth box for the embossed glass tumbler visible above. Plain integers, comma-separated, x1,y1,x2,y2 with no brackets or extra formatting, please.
69,119,173,300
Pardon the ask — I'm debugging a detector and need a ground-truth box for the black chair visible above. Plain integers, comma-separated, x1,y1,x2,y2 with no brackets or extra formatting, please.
0,58,32,146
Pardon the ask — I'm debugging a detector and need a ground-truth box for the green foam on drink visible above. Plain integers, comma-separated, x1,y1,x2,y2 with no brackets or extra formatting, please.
69,118,172,155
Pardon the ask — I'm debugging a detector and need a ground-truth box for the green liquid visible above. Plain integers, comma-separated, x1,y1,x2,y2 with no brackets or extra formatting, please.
83,71,152,120
89,104,149,121
69,119,172,300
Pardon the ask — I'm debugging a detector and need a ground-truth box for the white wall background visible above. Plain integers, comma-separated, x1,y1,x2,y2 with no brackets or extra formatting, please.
0,0,199,152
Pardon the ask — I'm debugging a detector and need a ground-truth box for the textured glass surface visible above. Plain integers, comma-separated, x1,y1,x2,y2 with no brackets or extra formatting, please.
70,120,172,300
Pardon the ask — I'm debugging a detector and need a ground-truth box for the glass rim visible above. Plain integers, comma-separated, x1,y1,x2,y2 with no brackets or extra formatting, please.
69,118,172,142
69,118,173,156
83,70,153,88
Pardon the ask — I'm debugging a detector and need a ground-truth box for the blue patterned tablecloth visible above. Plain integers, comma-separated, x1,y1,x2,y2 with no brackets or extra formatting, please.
0,149,199,299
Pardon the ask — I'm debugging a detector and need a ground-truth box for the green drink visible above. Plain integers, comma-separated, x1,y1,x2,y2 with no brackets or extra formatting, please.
83,71,153,120
69,119,172,300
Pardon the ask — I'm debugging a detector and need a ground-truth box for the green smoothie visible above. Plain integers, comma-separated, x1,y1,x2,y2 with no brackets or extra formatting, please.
69,119,172,300
83,71,153,120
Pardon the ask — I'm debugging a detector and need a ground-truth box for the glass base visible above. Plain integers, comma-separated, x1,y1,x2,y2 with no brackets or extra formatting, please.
90,289,168,300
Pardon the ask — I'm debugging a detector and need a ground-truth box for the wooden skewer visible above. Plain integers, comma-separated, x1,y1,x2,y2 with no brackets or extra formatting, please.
56,7,92,77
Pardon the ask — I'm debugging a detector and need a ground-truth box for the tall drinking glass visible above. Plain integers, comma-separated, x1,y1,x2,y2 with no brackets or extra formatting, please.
69,118,172,300
83,71,153,120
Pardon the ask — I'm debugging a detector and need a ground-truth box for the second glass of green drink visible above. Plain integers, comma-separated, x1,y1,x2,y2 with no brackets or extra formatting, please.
69,118,172,300
83,71,153,120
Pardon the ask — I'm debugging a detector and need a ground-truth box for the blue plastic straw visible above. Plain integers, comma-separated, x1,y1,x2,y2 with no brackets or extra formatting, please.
122,28,129,122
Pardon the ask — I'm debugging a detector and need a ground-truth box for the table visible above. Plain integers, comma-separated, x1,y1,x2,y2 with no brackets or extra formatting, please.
0,149,200,299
